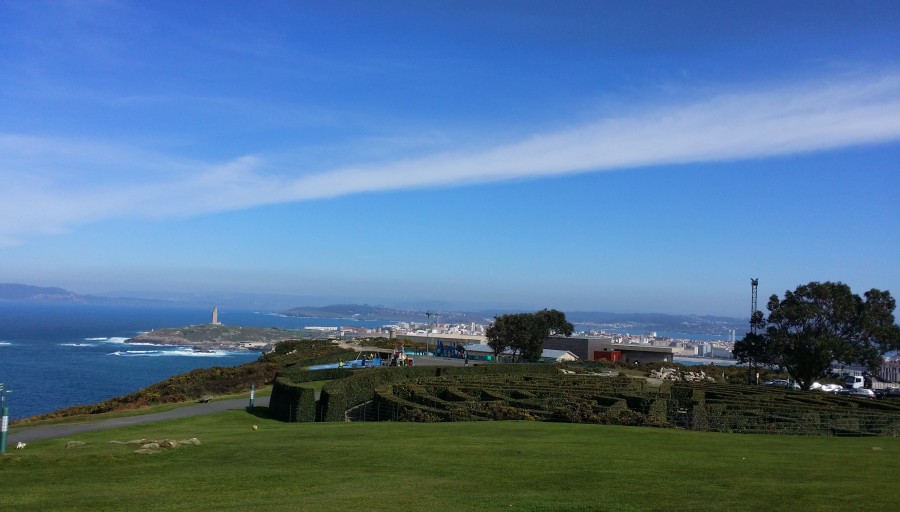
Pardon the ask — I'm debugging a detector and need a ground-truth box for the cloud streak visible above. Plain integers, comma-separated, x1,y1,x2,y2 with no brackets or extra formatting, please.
2,73,900,245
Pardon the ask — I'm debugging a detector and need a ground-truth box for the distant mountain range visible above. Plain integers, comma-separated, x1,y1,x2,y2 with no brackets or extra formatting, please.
281,304,492,324
2,283,748,337
0,283,172,306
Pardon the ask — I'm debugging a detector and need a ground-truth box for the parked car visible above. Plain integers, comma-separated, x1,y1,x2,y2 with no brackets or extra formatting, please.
836,388,876,399
877,388,900,399
815,383,843,393
763,379,800,390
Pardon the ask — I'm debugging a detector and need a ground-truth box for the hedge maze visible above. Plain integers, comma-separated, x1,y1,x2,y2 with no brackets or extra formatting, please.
269,364,900,436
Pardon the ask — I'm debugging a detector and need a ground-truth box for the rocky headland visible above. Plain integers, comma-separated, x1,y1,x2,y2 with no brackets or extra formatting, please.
127,324,301,352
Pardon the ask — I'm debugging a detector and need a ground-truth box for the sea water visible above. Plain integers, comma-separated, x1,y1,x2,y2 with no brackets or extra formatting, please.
0,301,382,420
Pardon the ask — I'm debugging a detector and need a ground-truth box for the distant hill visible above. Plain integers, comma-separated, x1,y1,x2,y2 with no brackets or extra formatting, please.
0,283,76,301
281,304,747,337
0,283,172,306
281,304,491,324
563,311,746,337
2,283,747,337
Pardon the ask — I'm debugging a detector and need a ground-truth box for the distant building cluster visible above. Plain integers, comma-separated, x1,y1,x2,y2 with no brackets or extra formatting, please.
313,319,740,363
296,316,899,378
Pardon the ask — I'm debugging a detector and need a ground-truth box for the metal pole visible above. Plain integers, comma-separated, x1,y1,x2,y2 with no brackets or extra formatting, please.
426,311,431,355
1,383,8,454
248,384,255,410
1,407,8,455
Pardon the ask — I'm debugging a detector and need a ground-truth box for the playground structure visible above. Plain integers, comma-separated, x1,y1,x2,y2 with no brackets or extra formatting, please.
308,352,382,371
388,342,413,366
306,340,468,371
432,339,467,359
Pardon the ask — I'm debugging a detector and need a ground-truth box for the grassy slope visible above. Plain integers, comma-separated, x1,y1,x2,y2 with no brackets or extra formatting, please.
3,411,897,512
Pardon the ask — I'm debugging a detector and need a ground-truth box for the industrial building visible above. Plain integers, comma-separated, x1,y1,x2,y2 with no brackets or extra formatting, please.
461,343,578,363
543,336,675,364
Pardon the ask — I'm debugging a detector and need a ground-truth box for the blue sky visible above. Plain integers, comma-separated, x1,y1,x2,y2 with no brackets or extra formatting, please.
1,1,899,316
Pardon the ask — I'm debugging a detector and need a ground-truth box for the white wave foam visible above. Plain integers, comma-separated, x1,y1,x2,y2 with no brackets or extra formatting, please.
0,341,11,346
60,343,95,347
108,348,232,358
94,336,173,348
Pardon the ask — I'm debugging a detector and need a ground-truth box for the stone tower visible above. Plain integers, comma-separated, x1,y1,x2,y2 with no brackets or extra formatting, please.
211,305,220,325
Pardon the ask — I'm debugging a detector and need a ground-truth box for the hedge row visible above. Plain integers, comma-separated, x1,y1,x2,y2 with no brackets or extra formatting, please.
313,364,563,421
266,360,900,436
355,372,900,436
319,366,442,421
268,377,316,422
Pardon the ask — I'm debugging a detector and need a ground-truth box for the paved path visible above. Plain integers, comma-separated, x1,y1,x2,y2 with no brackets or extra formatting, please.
7,396,269,444
6,358,467,445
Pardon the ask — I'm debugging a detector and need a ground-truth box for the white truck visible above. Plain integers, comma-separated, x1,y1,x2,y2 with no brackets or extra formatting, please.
843,375,865,389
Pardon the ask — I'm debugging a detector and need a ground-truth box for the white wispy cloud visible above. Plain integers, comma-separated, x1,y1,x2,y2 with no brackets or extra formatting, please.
2,73,900,245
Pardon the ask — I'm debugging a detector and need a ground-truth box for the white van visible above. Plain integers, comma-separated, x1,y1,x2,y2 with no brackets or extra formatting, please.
843,375,864,389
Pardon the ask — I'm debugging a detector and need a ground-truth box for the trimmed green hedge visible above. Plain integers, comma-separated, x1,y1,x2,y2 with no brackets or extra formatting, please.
268,361,900,437
319,366,440,421
267,367,354,421
315,364,562,421
268,377,316,422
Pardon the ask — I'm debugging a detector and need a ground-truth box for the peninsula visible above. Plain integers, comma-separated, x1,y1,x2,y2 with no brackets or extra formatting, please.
127,324,300,352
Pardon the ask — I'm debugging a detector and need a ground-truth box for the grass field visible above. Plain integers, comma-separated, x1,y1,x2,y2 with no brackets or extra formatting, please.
2,409,898,511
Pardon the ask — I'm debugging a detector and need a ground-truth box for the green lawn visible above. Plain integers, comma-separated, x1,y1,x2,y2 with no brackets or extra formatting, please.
2,410,897,511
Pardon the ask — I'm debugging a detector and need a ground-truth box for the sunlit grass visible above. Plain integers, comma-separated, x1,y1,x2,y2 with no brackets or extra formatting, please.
3,410,897,511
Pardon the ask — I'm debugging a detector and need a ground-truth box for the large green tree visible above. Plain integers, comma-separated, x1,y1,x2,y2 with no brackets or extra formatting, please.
732,310,770,383
486,309,573,362
535,308,575,337
762,281,900,390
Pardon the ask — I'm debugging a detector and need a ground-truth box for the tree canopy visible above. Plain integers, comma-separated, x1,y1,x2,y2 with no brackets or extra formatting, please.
486,309,573,362
737,281,900,390
535,308,575,337
732,310,768,382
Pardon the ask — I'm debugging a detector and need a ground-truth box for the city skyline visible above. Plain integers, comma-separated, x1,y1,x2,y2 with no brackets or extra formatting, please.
1,2,899,317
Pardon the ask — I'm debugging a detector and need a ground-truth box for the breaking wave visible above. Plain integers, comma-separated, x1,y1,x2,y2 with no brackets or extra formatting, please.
108,347,232,357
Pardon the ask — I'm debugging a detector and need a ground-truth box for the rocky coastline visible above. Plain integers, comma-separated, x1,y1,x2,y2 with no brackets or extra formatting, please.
126,324,301,352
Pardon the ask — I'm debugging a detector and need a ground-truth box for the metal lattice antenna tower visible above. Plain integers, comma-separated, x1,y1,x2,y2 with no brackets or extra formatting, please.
750,278,759,334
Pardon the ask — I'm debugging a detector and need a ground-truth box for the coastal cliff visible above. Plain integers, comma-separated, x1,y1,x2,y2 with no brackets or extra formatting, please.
127,324,301,352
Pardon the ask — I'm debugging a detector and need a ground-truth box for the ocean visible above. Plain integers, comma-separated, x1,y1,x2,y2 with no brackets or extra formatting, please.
0,302,383,420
